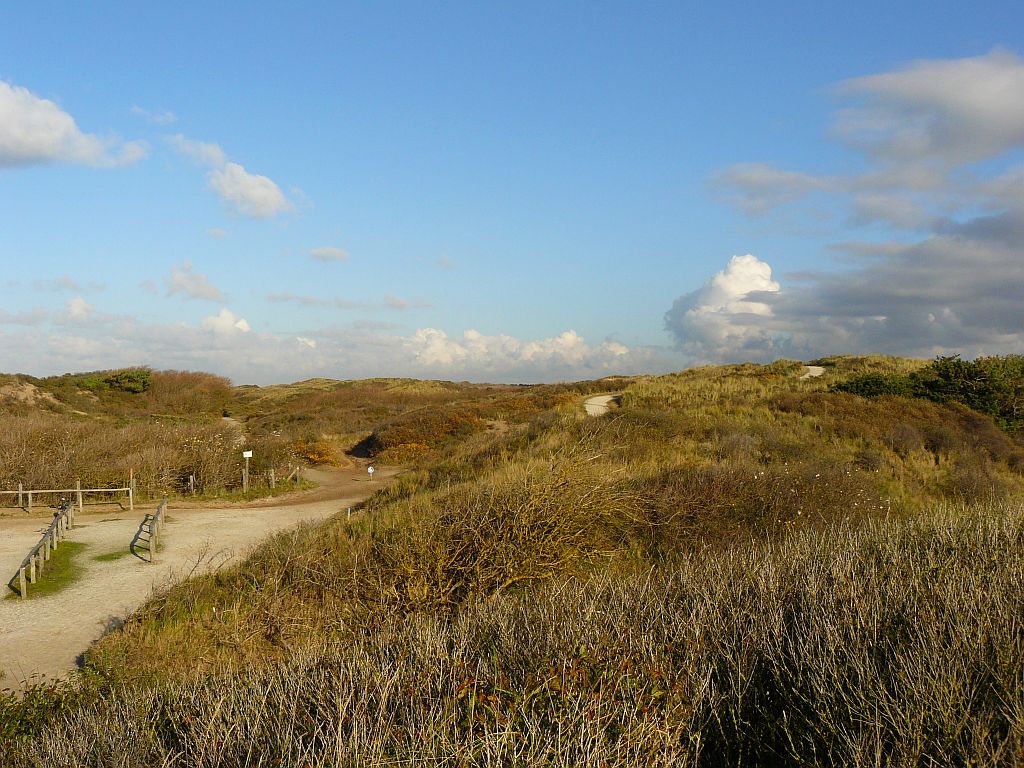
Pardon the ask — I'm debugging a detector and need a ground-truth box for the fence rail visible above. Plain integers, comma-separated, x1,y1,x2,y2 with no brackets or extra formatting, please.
131,497,168,563
7,498,76,599
0,480,133,514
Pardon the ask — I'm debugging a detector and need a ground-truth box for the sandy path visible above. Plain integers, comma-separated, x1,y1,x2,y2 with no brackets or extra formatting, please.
0,465,400,689
583,394,621,416
799,365,826,380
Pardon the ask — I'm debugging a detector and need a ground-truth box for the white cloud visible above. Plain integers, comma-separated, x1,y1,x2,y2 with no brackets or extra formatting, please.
65,297,93,322
405,327,649,379
712,163,833,215
207,227,227,239
168,134,291,218
310,246,349,262
131,105,176,125
692,51,1024,362
0,308,47,326
202,308,251,335
0,307,674,385
0,81,147,168
209,162,291,218
835,49,1024,166
164,262,226,302
665,255,783,360
168,134,226,167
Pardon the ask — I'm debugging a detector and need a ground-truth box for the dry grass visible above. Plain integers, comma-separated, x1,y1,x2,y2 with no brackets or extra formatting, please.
3,356,1024,765
6,502,1024,766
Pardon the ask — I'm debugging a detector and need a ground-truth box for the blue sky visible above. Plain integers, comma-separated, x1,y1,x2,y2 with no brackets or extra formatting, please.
2,2,1023,383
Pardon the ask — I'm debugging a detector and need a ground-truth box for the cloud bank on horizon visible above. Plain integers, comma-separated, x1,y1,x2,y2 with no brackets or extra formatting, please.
2,47,1024,384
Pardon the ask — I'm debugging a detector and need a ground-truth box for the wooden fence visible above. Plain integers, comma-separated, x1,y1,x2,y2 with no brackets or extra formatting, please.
0,480,133,514
7,498,75,599
131,497,168,563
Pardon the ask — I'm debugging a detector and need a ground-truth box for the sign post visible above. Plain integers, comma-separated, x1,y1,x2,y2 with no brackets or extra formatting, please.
367,465,375,482
242,450,253,492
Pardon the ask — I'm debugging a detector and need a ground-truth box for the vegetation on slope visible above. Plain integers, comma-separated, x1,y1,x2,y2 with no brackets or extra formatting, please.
3,355,1024,765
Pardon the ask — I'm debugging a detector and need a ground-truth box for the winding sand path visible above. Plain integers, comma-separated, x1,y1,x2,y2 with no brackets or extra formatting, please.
799,365,826,380
583,394,621,416
0,465,400,690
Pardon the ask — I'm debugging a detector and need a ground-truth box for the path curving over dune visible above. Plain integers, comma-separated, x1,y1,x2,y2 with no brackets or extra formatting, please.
0,465,400,690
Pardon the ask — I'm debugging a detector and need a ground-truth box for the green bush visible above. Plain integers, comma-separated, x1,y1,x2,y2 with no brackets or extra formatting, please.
833,354,1024,432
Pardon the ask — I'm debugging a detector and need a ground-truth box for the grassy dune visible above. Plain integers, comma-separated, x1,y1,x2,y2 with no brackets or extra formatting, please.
2,356,1023,765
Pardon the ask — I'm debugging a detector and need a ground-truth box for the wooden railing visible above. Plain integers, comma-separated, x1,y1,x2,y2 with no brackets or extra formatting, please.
8,498,76,599
131,497,168,563
0,480,134,514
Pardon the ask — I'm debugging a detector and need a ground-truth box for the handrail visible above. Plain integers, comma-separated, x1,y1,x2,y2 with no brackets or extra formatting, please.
131,497,168,563
8,498,76,599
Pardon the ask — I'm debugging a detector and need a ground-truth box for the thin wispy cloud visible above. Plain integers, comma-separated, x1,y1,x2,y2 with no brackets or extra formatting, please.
309,246,349,262
164,261,226,302
130,105,177,125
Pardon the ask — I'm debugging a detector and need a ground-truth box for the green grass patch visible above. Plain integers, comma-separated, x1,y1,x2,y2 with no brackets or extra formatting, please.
92,549,130,563
6,541,88,600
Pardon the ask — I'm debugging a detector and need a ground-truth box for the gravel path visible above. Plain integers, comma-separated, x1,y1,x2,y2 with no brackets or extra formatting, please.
0,465,399,690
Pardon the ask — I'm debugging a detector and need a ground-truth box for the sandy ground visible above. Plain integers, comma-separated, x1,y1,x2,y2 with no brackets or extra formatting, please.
583,394,621,416
799,365,826,379
0,465,401,690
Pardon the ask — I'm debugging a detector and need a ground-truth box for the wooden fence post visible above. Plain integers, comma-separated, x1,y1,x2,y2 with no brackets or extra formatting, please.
129,482,135,513
18,567,26,600
27,491,32,515
18,482,23,508
76,480,83,520
43,535,50,561
269,468,276,489
29,553,37,583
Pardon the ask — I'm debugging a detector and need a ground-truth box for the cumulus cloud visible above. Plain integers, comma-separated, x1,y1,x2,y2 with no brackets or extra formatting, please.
665,255,784,360
0,304,673,385
164,262,226,302
202,308,251,335
405,328,641,380
665,240,1024,362
310,247,348,262
209,162,291,218
690,51,1024,362
168,134,291,218
207,227,227,239
65,297,93,322
0,81,147,168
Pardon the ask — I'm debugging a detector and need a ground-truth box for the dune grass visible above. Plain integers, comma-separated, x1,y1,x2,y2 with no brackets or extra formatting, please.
2,357,1023,765
6,503,1024,766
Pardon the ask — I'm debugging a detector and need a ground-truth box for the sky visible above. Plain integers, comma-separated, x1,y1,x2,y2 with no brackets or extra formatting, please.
2,1,1023,384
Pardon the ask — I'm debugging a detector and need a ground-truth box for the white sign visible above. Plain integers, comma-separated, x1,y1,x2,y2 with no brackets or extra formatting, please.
367,466,375,475
242,450,253,458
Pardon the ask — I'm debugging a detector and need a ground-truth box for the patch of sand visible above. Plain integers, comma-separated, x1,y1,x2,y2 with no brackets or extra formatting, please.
0,465,401,690
583,394,621,416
